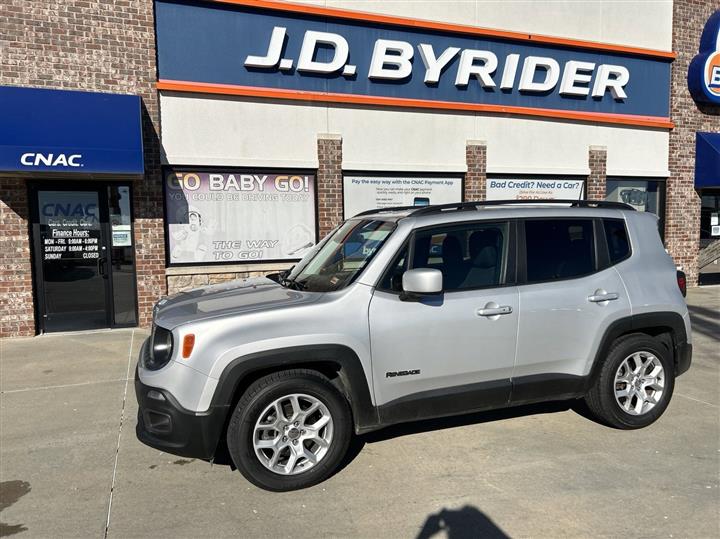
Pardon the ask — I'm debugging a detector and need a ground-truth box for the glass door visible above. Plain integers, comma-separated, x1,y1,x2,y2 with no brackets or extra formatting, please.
107,184,138,326
33,188,109,331
30,183,138,333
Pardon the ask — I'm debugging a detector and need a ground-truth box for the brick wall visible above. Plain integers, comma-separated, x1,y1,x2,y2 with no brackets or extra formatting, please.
0,0,163,335
317,135,343,237
465,141,487,201
667,1,720,286
167,270,270,295
587,146,607,200
0,179,34,336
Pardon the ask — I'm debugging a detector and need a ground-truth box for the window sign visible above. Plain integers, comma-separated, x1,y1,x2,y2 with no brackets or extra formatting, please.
110,185,133,247
606,179,663,214
165,170,316,264
112,225,132,247
343,176,462,219
486,177,584,200
701,193,720,238
38,191,102,261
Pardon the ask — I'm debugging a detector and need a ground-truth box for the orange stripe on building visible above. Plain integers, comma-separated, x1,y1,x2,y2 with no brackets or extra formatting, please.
156,79,675,129
207,0,677,60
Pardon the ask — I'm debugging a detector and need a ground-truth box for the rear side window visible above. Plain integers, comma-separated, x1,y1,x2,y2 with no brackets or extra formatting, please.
525,219,595,282
603,219,631,264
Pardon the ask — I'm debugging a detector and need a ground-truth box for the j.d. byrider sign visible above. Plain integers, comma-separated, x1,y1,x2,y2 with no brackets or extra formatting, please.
155,0,674,127
246,26,631,100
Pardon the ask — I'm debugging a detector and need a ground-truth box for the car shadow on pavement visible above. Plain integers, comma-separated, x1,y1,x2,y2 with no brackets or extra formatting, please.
687,304,720,340
337,400,575,476
0,480,31,537
416,505,510,539
365,400,572,443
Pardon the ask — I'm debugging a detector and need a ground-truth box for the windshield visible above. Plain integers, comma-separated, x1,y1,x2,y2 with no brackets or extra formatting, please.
284,219,396,292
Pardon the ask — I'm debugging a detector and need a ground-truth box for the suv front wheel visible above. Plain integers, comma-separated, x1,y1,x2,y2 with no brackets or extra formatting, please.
226,369,352,491
585,334,675,429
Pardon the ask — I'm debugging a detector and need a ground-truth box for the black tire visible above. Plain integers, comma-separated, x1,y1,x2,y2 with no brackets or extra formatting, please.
226,369,352,491
585,333,675,429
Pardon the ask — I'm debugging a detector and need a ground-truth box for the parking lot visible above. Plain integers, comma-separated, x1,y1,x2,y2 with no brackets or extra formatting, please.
1,287,718,538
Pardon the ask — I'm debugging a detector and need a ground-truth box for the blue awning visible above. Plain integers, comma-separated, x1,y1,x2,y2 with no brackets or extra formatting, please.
0,86,144,177
696,132,720,189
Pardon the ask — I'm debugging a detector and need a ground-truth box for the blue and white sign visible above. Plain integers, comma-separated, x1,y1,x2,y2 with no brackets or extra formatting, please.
688,10,720,105
155,0,673,124
0,86,144,176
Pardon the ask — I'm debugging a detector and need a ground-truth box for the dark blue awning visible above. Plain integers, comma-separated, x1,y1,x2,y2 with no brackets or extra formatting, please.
0,86,144,177
696,132,720,188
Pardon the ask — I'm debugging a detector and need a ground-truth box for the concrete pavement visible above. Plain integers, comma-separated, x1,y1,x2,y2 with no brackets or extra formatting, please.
1,288,718,538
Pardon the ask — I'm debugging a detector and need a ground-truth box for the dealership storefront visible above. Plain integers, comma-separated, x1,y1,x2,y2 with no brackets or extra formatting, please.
154,0,675,295
0,87,144,332
1,0,718,336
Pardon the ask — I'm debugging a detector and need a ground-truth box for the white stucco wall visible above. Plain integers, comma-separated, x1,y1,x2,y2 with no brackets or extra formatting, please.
312,0,673,51
159,0,672,177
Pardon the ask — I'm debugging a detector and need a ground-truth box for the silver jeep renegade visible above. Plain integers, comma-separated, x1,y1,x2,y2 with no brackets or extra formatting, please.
136,200,692,491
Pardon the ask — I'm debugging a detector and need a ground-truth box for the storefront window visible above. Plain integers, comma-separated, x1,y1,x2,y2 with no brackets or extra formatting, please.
342,175,462,219
606,178,665,215
164,168,317,265
700,191,720,240
108,185,137,325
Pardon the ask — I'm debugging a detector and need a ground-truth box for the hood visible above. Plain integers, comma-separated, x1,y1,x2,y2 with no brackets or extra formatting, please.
153,277,320,329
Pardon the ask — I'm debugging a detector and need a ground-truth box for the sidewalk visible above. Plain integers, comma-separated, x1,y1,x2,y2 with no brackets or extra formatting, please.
1,288,718,538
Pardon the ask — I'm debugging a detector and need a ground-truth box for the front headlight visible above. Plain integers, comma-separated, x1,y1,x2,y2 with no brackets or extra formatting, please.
146,325,173,371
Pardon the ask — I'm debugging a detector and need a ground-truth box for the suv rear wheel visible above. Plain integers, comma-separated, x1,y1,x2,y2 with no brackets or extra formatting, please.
585,334,675,429
226,369,352,491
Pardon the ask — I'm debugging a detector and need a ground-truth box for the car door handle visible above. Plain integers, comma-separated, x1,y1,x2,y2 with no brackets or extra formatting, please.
587,291,619,303
477,305,513,317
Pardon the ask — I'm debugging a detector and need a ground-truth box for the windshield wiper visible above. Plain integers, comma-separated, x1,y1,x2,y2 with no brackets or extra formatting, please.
281,276,307,291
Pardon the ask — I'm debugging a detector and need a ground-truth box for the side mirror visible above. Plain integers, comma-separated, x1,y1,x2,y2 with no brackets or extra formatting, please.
401,268,443,300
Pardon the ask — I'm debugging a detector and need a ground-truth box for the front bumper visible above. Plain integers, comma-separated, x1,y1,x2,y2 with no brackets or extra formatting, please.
135,364,229,460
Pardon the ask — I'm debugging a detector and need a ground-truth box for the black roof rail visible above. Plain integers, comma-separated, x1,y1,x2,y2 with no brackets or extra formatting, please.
353,205,421,217
353,199,634,218
410,199,635,215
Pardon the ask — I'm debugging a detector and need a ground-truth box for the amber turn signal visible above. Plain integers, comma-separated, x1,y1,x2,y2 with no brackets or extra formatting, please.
182,334,195,359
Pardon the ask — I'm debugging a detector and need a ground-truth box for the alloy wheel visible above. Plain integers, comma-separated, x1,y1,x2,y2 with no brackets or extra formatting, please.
253,393,334,475
613,351,665,416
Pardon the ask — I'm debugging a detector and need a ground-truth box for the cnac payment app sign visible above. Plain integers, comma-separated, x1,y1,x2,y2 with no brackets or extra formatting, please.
688,10,720,105
165,170,316,264
154,0,673,126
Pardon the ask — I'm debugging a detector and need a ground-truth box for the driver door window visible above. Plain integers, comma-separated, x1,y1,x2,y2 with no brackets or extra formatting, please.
380,222,510,292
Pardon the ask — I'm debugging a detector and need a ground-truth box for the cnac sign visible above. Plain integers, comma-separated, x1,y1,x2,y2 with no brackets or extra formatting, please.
21,153,83,168
688,10,720,105
0,87,144,176
154,0,674,128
